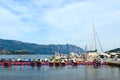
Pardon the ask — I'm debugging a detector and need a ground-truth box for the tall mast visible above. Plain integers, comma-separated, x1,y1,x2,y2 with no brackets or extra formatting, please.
92,21,97,51
92,21,103,52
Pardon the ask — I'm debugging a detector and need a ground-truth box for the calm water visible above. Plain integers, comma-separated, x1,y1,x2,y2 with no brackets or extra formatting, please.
0,55,120,80
0,55,50,60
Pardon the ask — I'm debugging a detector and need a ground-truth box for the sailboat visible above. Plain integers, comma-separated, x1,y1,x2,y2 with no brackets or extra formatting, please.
87,21,102,62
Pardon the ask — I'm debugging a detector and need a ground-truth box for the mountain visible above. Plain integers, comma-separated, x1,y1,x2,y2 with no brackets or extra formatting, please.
107,48,120,53
0,39,84,55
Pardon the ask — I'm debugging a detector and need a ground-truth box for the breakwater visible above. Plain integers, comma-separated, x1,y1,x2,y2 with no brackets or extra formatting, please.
107,61,120,67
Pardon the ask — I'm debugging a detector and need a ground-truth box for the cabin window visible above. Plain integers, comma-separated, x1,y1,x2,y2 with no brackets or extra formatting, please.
99,55,104,58
117,55,120,58
110,55,115,58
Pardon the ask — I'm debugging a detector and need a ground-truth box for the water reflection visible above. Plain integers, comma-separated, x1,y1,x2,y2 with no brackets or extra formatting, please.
0,65,120,80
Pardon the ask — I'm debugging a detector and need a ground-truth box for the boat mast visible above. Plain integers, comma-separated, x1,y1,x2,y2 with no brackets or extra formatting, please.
92,21,103,52
92,21,97,52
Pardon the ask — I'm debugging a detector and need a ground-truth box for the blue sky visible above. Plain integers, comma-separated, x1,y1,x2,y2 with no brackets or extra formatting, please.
0,0,120,52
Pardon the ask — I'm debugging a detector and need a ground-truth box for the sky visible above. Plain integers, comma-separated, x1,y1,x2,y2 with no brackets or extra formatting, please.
0,0,120,52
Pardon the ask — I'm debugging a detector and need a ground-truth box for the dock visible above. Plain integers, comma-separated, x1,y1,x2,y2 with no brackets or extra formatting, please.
107,61,120,67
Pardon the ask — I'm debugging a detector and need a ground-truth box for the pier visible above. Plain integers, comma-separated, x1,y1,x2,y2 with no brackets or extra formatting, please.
107,61,120,67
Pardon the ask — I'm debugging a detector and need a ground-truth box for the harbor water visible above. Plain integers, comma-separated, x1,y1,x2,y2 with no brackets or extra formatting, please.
0,55,120,80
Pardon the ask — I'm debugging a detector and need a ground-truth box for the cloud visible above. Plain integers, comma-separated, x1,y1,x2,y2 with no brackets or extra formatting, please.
0,0,120,51
42,0,120,50
0,6,40,39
